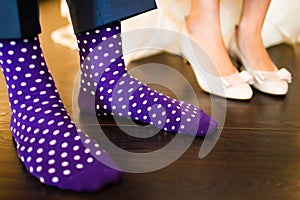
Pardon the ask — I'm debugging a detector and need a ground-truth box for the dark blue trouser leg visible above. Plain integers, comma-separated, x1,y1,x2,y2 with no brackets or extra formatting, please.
0,0,156,39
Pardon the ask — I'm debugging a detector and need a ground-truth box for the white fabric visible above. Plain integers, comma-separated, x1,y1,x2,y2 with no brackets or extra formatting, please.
121,0,300,63
52,0,300,64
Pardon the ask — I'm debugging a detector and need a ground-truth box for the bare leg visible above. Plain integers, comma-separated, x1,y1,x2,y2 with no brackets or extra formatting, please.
237,0,276,71
186,0,237,77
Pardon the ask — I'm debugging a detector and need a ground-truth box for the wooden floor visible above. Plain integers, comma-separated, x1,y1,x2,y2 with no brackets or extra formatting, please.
1,1,300,199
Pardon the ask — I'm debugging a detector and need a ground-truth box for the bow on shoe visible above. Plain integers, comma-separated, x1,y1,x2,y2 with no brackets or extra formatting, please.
254,68,292,85
222,70,254,88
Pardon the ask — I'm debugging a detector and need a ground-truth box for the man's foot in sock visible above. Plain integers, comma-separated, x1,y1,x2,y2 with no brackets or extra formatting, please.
77,21,218,137
0,37,121,191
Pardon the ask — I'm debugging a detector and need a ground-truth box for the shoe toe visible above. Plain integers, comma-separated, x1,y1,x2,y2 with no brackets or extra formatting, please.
223,83,253,100
253,80,288,95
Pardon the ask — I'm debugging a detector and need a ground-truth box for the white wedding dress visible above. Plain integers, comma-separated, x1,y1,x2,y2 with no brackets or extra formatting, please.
52,0,300,63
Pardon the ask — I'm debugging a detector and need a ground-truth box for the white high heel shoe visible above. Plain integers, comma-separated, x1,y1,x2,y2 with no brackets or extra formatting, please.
228,31,292,95
180,23,254,100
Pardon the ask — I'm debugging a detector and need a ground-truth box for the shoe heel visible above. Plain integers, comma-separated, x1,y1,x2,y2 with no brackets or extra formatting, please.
228,50,243,71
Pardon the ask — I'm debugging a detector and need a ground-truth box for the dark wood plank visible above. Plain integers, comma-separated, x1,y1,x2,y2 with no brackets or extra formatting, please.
0,0,300,199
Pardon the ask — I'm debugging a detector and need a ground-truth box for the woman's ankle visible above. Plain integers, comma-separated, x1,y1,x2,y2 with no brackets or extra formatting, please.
236,26,276,71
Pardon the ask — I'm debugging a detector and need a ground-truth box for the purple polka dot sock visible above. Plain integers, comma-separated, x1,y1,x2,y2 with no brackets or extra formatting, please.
0,37,121,191
77,21,218,137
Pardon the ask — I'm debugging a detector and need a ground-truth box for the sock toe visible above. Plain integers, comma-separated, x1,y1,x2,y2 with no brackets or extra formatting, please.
59,162,121,192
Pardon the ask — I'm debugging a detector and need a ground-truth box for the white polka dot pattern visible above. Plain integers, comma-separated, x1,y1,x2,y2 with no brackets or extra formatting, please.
76,21,217,136
0,36,120,191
